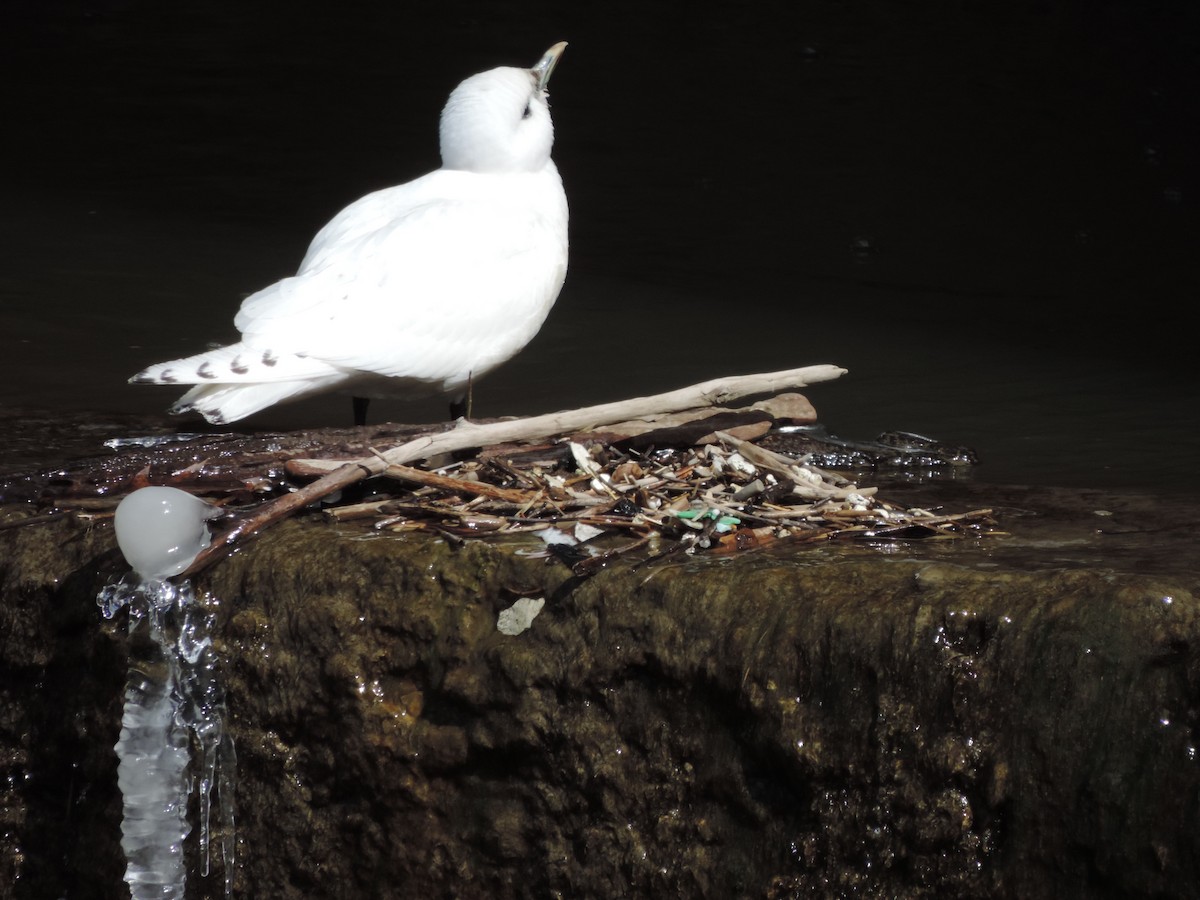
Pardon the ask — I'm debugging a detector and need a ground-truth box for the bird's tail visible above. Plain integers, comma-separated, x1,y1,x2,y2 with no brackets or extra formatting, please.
167,378,343,424
130,343,353,423
130,343,341,387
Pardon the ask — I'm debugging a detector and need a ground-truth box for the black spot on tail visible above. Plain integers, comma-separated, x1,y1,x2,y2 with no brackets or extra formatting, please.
262,351,278,367
197,362,217,379
230,356,250,375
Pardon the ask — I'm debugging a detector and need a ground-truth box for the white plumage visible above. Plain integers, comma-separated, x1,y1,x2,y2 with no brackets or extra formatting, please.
132,43,569,425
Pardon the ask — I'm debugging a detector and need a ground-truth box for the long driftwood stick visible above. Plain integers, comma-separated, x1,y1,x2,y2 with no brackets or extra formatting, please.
294,364,846,473
182,364,845,576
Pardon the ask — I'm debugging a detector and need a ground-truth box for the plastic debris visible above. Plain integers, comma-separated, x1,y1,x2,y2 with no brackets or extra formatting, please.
497,597,546,635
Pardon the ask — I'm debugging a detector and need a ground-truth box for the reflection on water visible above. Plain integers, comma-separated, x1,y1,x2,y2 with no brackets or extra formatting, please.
1,3,1197,494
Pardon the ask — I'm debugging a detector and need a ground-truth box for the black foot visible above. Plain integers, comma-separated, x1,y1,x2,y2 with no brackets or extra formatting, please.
352,396,369,427
449,373,474,420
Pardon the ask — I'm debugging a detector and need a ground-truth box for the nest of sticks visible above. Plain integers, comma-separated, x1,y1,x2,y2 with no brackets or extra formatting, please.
323,432,999,576
1,367,1000,577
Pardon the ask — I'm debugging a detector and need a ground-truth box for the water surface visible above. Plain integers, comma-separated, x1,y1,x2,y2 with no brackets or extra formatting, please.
2,2,1196,493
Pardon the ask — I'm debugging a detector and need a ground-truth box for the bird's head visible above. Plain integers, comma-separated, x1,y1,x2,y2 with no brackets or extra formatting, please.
439,42,566,174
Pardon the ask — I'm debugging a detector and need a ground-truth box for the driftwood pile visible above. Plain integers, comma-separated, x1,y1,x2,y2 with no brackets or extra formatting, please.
0,366,999,576
323,431,997,576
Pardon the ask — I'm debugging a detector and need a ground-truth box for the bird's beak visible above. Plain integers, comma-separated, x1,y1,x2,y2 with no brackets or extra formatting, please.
533,41,567,92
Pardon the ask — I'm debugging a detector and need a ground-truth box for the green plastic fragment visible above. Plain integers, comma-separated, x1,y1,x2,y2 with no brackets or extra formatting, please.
674,508,741,532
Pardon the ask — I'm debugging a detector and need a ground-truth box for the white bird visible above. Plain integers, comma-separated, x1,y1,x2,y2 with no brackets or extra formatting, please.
132,42,569,425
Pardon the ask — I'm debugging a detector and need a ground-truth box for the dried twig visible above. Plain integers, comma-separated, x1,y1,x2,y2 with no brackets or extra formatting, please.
380,463,533,503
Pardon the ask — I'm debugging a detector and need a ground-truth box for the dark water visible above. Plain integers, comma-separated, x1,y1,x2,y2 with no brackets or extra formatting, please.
2,1,1198,493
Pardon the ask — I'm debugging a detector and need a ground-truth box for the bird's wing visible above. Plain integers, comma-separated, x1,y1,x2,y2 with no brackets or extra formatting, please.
230,180,441,329
296,178,438,275
233,194,566,386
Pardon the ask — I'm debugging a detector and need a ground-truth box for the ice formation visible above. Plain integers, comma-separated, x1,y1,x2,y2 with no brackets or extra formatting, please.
113,485,218,580
100,487,235,899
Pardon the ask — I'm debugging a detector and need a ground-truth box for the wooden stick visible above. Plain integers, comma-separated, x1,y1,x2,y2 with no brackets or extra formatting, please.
294,364,846,474
181,460,375,575
181,364,845,575
381,463,533,503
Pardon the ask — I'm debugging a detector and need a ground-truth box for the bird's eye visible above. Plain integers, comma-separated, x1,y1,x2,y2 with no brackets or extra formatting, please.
522,102,532,119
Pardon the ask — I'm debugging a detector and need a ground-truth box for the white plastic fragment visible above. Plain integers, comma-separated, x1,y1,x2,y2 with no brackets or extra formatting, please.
497,597,546,635
791,465,824,486
537,526,577,547
726,452,757,475
569,441,600,476
531,523,604,561
573,523,605,543
845,492,872,510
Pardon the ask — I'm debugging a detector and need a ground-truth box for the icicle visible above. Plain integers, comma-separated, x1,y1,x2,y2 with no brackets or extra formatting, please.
113,578,190,899
102,487,236,899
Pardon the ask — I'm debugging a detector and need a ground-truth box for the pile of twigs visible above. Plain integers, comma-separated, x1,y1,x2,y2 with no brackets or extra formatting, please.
0,367,1000,574
320,429,998,575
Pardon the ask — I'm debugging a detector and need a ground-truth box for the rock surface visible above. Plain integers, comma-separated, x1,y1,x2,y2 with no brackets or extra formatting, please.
2,484,1199,899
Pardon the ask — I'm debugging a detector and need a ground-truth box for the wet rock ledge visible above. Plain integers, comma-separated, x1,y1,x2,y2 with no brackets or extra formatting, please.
2,487,1199,899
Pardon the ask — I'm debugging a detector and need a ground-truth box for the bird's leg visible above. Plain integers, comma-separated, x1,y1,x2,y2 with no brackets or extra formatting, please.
352,396,370,427
449,372,474,420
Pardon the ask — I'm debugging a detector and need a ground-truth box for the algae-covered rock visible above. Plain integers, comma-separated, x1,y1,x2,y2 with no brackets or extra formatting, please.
1,487,1199,898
